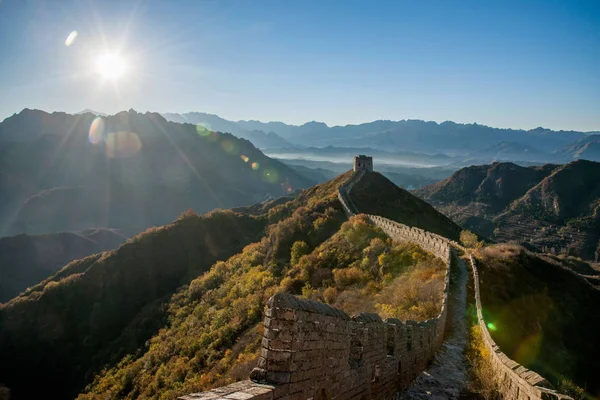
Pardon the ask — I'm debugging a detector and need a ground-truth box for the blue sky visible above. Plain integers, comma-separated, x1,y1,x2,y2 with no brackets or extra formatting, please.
0,0,599,131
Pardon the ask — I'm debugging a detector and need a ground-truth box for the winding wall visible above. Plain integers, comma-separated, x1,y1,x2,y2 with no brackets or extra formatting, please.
468,255,571,400
180,171,572,400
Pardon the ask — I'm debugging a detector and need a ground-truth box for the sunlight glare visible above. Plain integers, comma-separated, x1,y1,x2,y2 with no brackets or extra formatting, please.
94,51,128,81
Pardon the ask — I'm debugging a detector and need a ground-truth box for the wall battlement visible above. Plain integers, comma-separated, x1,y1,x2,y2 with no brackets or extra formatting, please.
467,255,572,400
180,170,572,400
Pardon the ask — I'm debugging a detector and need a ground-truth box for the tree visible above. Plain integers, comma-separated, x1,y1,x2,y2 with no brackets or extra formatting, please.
290,241,310,266
460,230,484,249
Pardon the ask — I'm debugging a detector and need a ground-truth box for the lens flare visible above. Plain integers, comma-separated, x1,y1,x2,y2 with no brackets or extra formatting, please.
240,155,249,162
251,162,260,170
486,322,497,331
105,131,142,158
89,117,105,144
262,168,279,183
206,131,219,142
221,139,239,155
514,333,542,366
65,31,78,47
196,124,211,136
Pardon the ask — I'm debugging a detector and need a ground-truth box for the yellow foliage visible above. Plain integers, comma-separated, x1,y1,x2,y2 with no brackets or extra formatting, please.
333,267,370,289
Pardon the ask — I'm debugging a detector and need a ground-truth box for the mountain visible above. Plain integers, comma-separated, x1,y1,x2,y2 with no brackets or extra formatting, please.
163,112,600,164
284,122,590,155
0,208,268,400
288,164,337,183
465,141,552,163
0,229,127,302
161,112,292,148
508,159,600,222
416,162,555,212
0,171,460,400
351,171,461,240
76,109,107,117
476,245,600,396
415,160,600,259
556,134,600,162
0,109,311,236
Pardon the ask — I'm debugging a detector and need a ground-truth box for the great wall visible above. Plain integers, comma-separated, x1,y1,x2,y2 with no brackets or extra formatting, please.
180,170,572,400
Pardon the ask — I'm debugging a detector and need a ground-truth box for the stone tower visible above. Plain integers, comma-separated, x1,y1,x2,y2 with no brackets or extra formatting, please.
353,155,373,172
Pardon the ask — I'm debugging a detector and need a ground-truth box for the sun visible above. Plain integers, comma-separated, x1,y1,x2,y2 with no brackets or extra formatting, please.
94,51,128,81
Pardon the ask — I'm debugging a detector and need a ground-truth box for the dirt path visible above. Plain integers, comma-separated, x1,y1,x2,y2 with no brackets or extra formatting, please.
401,251,469,399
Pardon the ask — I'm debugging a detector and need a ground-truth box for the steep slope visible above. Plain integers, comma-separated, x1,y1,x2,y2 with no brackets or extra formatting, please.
508,159,600,221
350,171,461,240
0,229,127,302
415,162,555,211
0,109,311,235
557,134,600,162
476,245,600,397
76,172,449,400
0,209,268,400
416,161,600,259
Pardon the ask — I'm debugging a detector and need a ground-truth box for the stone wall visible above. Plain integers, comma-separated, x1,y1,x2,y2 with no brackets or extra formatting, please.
338,170,364,217
366,215,451,261
467,255,572,400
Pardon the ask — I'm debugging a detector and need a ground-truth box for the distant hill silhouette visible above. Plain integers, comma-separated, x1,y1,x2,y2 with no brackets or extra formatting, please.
162,112,292,148
415,160,600,259
0,229,127,302
465,141,552,163
76,109,107,117
0,109,312,236
556,134,600,162
162,112,600,157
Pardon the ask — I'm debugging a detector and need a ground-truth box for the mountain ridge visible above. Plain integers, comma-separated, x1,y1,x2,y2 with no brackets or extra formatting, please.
415,160,600,259
0,109,312,236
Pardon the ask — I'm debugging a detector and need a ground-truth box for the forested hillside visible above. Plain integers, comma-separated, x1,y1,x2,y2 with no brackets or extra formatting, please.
0,209,267,399
475,245,600,396
78,208,445,399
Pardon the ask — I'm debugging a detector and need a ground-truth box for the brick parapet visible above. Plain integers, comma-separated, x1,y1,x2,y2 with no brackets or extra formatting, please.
466,255,572,400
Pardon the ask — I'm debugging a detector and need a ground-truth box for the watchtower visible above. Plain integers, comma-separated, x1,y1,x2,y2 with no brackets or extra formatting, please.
353,155,373,172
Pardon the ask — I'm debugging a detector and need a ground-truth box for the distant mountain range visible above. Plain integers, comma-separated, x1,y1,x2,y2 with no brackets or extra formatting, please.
162,112,293,148
0,109,312,236
162,112,600,168
415,160,600,259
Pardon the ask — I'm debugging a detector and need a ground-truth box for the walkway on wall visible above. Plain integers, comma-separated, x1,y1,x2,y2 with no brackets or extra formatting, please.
401,253,469,399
